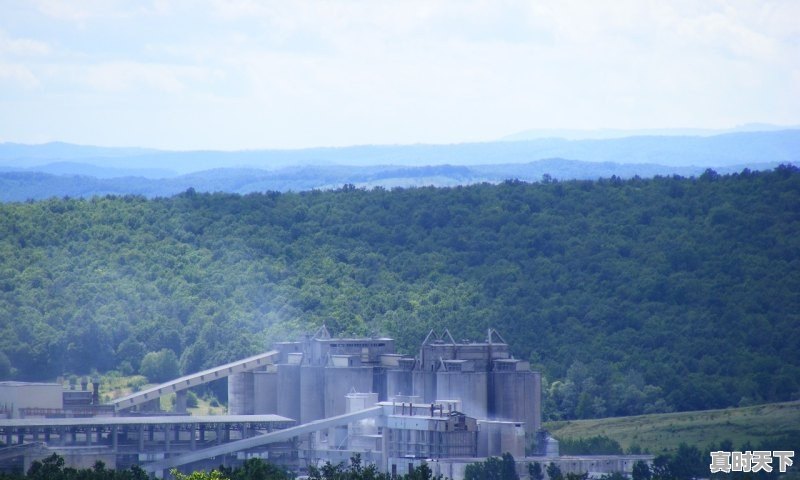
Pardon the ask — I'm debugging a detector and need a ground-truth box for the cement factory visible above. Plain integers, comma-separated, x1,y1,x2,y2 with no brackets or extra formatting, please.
0,328,651,478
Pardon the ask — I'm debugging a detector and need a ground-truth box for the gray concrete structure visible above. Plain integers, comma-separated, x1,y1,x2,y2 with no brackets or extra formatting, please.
477,420,525,458
225,327,543,441
436,367,488,421
253,368,278,414
324,364,374,418
492,360,541,433
276,363,301,422
386,358,415,398
300,365,325,423
0,382,62,419
228,372,255,415
392,329,542,438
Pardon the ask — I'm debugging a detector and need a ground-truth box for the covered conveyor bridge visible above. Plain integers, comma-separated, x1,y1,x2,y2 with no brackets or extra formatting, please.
112,351,279,412
143,406,384,474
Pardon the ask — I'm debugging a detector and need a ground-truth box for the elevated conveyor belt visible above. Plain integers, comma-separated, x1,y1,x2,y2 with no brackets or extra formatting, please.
143,406,384,473
112,350,279,411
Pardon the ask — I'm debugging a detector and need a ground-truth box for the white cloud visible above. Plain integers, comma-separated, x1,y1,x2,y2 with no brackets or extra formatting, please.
0,31,51,56
29,0,143,22
0,63,40,88
1,0,798,149
81,61,221,93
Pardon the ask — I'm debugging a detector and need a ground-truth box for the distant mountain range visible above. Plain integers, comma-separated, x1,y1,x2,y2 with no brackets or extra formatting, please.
499,123,799,141
0,129,798,201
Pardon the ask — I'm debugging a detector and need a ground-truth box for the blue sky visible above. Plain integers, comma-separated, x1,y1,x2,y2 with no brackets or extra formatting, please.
1,0,798,150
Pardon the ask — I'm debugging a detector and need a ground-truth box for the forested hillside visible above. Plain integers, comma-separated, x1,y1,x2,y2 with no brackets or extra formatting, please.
1,166,798,420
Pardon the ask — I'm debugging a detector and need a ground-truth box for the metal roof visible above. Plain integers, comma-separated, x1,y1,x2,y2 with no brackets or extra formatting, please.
0,414,293,428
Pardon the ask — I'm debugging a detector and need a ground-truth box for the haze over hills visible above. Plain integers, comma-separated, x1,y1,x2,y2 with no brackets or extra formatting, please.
1,129,798,172
0,129,797,201
0,160,785,202
500,123,800,141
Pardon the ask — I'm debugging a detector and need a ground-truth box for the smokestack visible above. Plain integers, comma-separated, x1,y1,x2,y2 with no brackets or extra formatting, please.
91,378,100,405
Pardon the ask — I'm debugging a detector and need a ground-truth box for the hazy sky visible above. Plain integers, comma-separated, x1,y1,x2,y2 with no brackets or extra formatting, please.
1,0,798,150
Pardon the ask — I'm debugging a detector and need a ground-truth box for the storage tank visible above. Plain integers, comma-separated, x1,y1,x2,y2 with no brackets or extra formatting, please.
300,364,325,423
228,372,254,415
277,363,301,421
491,371,535,426
253,367,278,414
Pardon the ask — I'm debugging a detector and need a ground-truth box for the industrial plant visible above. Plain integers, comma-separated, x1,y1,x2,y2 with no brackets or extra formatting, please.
0,328,650,479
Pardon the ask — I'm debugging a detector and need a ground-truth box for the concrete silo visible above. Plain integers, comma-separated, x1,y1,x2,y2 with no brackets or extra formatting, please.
491,360,538,432
253,366,278,414
276,354,302,421
228,371,254,415
300,364,325,423
436,360,488,420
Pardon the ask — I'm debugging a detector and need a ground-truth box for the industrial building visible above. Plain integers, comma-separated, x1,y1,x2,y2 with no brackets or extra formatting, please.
227,327,541,435
0,328,651,479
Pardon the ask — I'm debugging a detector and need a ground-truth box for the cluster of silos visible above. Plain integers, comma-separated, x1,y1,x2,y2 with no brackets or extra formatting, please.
228,332,396,424
228,328,541,436
385,329,542,435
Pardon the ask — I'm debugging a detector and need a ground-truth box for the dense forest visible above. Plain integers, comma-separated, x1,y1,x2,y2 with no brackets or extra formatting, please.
0,166,798,420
